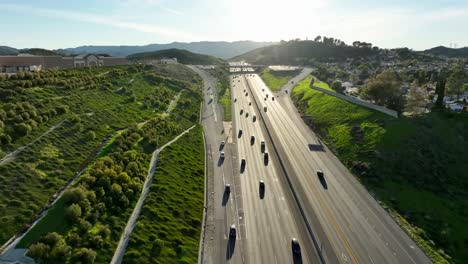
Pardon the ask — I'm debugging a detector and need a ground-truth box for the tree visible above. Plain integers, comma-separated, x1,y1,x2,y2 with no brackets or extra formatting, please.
65,203,82,223
63,187,86,204
435,74,447,109
27,243,50,261
331,81,344,94
42,232,62,246
446,64,466,99
87,130,96,140
360,70,405,112
14,123,32,136
72,248,96,264
405,81,427,115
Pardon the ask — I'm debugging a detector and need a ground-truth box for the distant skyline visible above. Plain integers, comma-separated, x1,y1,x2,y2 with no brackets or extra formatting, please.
1,0,468,50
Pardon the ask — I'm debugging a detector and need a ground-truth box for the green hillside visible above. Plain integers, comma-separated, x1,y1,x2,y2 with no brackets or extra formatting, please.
259,68,301,91
128,48,226,65
292,77,468,263
0,64,203,263
233,40,378,64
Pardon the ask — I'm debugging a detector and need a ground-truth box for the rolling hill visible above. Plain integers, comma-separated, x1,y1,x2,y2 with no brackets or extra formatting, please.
233,40,378,64
56,41,275,59
127,48,226,65
422,46,468,58
0,46,18,55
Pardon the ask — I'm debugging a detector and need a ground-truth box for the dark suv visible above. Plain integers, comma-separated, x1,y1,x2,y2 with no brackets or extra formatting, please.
291,238,301,255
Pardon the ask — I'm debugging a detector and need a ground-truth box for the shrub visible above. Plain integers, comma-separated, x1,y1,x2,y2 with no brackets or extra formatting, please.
65,204,82,223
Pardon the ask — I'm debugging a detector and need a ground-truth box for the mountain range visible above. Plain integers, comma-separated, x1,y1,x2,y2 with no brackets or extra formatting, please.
55,41,275,59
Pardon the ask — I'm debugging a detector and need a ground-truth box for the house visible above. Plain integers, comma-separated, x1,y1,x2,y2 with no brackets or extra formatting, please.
447,103,464,112
73,54,103,68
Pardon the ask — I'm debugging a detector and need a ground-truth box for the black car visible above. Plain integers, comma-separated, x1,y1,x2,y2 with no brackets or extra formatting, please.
250,135,255,145
261,141,266,153
241,159,246,169
259,180,265,191
225,184,231,194
264,152,269,165
291,238,301,255
317,170,324,178
238,129,243,137
229,225,236,238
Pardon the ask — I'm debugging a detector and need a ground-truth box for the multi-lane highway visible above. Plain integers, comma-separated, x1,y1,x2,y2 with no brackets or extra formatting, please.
195,64,431,264
242,73,432,264
231,75,319,263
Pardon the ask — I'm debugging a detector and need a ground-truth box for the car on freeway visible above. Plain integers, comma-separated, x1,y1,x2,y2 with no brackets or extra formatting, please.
272,97,275,101
252,115,256,122
238,129,243,137
240,109,243,115
246,92,249,96
266,94,269,98
260,141,266,153
243,89,246,92
291,238,301,256
229,225,237,238
251,135,255,145
249,102,252,106
220,151,225,159
262,88,265,92
259,180,265,192
285,90,288,94
317,170,324,178
264,106,267,112
225,184,231,194
264,152,269,165
241,159,246,168
234,98,237,102
245,112,249,117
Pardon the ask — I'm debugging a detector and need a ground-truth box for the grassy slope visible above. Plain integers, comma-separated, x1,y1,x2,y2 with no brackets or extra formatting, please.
122,126,204,264
0,65,201,247
259,68,300,91
207,67,231,121
0,67,166,244
14,66,202,263
292,77,468,263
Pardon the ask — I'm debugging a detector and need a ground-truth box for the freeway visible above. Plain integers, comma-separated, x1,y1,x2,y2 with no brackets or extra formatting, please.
243,74,432,264
231,75,319,263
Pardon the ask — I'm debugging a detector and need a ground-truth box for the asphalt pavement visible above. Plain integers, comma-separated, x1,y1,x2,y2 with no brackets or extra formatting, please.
244,74,432,264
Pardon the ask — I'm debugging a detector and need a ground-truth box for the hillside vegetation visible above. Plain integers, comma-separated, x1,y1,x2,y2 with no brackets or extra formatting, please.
259,68,301,91
233,40,378,64
127,48,226,65
422,46,468,58
206,67,231,121
123,126,204,264
0,64,202,252
292,77,468,263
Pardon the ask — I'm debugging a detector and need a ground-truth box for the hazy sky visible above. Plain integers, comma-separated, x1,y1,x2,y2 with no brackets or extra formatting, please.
1,0,467,50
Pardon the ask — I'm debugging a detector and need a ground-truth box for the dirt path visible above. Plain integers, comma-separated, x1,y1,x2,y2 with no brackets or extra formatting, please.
0,119,66,166
110,125,197,264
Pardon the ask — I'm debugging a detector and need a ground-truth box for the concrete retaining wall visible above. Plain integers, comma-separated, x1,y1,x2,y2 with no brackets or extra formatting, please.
309,84,399,118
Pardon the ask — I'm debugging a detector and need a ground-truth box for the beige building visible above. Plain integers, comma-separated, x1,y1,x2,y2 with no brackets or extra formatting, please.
0,54,129,73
